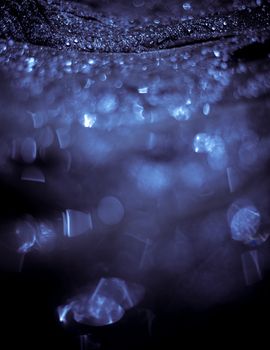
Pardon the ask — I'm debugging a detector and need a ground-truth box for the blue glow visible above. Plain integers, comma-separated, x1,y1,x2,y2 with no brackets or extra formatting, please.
180,162,206,188
230,205,261,243
73,294,125,326
35,221,56,251
97,94,118,114
21,137,37,164
138,87,148,94
132,161,170,195
81,113,96,128
58,278,144,327
97,196,125,225
63,209,93,237
193,133,224,154
15,220,36,254
58,304,73,323
171,105,190,121
203,103,210,116
193,133,227,170
183,2,192,11
241,250,262,285
25,57,36,72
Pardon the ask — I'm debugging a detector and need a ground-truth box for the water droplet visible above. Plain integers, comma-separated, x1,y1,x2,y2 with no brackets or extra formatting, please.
97,196,125,225
213,49,220,58
25,57,36,72
229,204,261,243
183,2,192,11
203,103,210,116
65,60,72,67
138,87,148,94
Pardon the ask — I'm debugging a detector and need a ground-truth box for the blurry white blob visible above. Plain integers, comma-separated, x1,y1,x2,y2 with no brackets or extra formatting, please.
241,250,262,286
21,166,45,183
58,278,145,326
21,137,37,163
228,202,261,244
171,105,190,121
138,87,148,94
203,103,210,116
25,57,36,73
81,113,96,128
63,210,93,237
15,220,36,254
183,2,192,11
97,196,125,225
15,218,56,253
97,94,118,114
193,133,227,170
193,133,224,154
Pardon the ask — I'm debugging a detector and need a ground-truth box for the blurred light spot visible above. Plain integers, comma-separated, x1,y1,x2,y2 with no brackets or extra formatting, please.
193,133,226,170
213,50,220,58
29,111,45,129
57,278,144,326
133,162,170,195
21,166,45,183
38,126,54,148
138,87,148,94
15,220,36,254
21,137,37,163
180,162,205,188
229,205,261,243
203,103,210,116
97,196,124,225
133,103,144,121
193,133,224,154
241,250,262,286
171,105,190,121
35,221,56,251
238,139,259,168
226,167,237,193
183,2,192,10
58,304,72,323
56,127,71,149
63,210,93,237
25,57,36,72
82,113,96,128
97,94,118,114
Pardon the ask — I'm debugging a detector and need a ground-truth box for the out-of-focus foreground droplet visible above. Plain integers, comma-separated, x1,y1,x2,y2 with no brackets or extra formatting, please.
58,277,145,326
